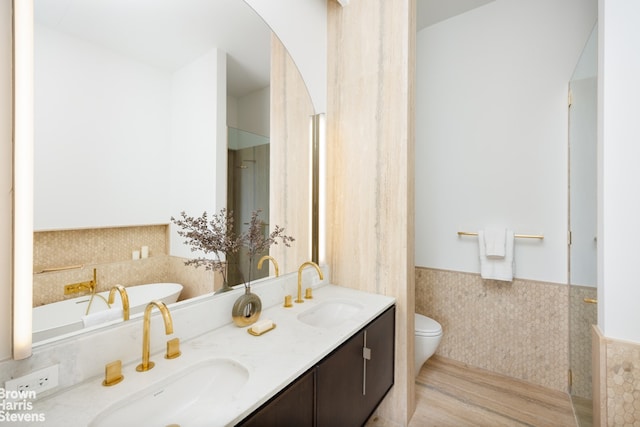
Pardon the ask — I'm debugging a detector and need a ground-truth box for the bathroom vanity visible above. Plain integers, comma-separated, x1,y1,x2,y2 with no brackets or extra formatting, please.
9,272,396,427
240,305,395,427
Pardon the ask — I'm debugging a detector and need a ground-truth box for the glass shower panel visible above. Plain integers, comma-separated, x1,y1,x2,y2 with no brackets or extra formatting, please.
568,23,597,427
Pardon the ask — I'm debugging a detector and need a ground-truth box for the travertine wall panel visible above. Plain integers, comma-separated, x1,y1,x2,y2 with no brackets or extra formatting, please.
327,0,416,424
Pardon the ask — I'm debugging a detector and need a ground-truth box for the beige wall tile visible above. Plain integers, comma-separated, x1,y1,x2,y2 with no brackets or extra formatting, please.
416,267,569,392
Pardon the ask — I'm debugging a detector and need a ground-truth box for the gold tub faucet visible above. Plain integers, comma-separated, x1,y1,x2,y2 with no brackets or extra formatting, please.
108,285,130,321
296,261,323,303
136,301,174,372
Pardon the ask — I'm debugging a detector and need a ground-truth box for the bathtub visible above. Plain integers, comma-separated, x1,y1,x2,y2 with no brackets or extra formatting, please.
33,283,183,343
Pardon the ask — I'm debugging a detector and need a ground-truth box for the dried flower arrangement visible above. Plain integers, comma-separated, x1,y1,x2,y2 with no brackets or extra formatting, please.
171,209,294,292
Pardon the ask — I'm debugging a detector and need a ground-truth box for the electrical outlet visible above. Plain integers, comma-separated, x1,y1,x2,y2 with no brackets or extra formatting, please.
4,365,59,395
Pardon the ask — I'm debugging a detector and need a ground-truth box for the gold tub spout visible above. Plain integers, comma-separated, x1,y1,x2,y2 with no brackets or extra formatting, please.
257,255,279,277
296,261,323,303
108,285,130,321
136,301,174,372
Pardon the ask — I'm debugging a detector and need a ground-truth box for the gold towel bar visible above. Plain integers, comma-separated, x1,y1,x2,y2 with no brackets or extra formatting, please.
37,264,84,274
457,231,544,240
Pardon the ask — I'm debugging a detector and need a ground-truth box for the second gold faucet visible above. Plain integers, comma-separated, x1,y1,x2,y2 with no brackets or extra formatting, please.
296,261,323,303
136,300,174,372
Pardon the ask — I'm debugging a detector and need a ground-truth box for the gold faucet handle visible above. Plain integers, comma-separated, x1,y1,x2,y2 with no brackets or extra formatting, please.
165,337,181,360
305,288,313,299
283,295,293,308
102,360,124,387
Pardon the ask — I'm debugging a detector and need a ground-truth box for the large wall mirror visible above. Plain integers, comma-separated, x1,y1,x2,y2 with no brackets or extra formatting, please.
26,0,316,347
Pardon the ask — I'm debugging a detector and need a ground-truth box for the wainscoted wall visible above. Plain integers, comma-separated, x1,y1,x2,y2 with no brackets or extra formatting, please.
415,267,569,392
569,285,597,399
593,326,640,426
33,225,219,307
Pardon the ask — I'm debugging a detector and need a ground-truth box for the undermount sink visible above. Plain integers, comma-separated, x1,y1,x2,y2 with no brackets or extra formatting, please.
89,358,249,427
297,299,364,328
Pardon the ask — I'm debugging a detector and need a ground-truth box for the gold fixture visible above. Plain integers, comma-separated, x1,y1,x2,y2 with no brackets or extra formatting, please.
165,337,181,360
64,268,97,295
108,285,130,321
136,301,174,372
583,298,598,304
257,255,280,277
283,295,293,308
248,323,277,336
305,288,313,299
37,264,83,274
296,261,323,303
102,360,124,387
457,231,544,240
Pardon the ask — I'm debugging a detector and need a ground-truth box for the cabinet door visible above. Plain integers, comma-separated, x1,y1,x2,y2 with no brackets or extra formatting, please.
316,306,396,427
238,369,315,427
316,329,366,427
362,306,395,412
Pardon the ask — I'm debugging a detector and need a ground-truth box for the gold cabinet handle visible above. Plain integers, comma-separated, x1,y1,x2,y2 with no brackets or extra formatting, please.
583,298,598,304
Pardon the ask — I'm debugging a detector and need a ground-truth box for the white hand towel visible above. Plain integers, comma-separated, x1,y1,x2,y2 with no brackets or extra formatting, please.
484,227,506,258
478,229,514,281
82,309,124,328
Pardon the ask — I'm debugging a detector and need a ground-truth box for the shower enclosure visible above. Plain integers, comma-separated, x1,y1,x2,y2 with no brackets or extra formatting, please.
568,24,597,427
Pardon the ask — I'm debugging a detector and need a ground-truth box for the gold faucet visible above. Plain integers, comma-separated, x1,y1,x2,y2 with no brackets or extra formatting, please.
136,300,174,372
75,268,112,315
296,261,323,303
108,285,130,321
258,255,279,277
65,267,97,295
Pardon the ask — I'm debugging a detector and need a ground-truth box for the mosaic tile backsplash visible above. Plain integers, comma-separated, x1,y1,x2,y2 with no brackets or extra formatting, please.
415,267,569,392
33,225,219,307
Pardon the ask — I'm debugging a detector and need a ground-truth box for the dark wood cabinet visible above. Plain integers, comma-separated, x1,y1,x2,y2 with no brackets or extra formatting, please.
238,369,315,427
238,305,395,427
316,306,395,427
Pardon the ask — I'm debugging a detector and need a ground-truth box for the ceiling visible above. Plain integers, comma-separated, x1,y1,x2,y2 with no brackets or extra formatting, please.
34,0,272,98
417,0,495,31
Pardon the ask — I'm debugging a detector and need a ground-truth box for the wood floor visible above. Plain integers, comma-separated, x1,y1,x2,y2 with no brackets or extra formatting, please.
408,356,578,427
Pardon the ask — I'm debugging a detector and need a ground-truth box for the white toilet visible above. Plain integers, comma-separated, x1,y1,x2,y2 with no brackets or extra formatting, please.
414,313,443,375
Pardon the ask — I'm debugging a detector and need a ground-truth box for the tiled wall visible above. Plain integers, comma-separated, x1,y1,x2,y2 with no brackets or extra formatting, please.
607,339,640,425
33,225,219,306
596,330,640,426
569,285,597,399
415,267,569,392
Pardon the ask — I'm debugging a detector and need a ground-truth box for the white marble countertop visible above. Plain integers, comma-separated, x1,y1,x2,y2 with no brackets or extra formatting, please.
26,284,395,426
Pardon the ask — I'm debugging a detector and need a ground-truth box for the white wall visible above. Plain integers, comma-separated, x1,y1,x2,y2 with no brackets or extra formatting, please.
244,0,326,113
236,87,270,137
227,86,270,137
0,0,12,361
598,0,640,342
169,49,226,258
34,25,172,229
415,0,596,284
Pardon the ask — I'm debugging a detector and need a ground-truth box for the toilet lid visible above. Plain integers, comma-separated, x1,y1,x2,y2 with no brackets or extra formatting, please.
415,315,442,336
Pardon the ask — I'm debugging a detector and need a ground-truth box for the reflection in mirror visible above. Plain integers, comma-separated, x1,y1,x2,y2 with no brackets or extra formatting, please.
227,127,270,286
29,0,315,346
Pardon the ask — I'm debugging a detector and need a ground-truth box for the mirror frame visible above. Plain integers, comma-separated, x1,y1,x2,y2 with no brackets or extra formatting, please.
12,1,324,359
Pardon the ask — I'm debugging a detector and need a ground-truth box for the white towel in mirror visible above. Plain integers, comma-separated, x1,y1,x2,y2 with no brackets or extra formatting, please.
81,309,124,328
